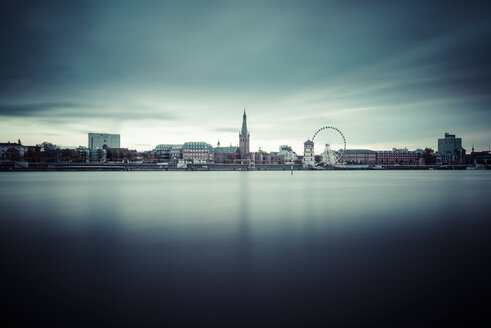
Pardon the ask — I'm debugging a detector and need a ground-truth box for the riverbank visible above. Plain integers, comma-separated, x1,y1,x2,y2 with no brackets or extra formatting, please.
1,161,487,171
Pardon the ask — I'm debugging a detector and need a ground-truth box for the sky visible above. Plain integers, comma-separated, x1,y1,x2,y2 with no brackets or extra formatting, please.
1,0,490,152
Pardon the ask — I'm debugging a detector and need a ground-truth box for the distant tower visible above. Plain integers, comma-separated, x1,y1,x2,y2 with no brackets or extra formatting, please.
303,139,314,166
239,109,250,155
217,140,221,148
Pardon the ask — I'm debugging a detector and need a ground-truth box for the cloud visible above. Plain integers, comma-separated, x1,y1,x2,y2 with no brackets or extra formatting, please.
0,102,85,116
0,102,177,121
0,0,490,150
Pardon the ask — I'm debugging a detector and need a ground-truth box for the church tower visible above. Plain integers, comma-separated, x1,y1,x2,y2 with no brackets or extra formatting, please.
239,109,250,156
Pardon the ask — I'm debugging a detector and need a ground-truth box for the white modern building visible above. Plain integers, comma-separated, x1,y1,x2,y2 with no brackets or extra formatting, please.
88,133,120,150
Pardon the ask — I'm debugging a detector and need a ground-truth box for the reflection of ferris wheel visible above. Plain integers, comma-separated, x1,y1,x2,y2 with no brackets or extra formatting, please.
312,126,346,165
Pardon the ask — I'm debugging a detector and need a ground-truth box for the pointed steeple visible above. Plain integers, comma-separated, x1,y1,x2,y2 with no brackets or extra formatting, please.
240,108,248,137
239,108,250,156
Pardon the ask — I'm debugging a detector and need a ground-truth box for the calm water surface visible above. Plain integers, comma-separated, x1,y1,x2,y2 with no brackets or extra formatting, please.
1,171,490,326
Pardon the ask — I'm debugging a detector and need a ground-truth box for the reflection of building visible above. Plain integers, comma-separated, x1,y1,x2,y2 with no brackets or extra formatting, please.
437,132,465,164
303,140,314,166
88,133,120,150
239,110,250,157
183,142,213,163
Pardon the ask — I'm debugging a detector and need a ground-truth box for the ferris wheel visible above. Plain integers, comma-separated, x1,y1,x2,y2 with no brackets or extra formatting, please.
312,126,346,165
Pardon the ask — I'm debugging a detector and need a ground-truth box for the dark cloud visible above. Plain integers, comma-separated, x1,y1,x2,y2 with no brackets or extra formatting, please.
1,0,490,98
0,1,93,97
0,102,176,121
0,102,85,116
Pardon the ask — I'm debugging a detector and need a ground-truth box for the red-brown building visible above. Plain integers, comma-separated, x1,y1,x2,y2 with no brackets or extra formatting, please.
376,148,423,164
341,149,377,163
341,148,423,164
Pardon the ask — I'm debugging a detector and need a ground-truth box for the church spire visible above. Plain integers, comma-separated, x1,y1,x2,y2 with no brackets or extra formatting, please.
240,108,248,137
239,108,250,156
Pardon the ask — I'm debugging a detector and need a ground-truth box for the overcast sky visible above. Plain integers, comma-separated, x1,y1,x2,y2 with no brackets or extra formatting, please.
1,0,490,152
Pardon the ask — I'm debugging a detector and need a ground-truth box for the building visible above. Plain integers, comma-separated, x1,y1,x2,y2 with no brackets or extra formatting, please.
212,140,239,163
341,149,377,164
154,144,172,161
0,140,27,160
437,132,465,164
169,145,183,162
255,149,271,164
376,148,423,164
183,142,213,163
340,148,422,164
90,148,107,162
239,110,250,156
277,145,297,164
303,140,315,166
88,133,120,150
154,144,183,162
24,145,42,162
468,147,491,165
76,146,90,163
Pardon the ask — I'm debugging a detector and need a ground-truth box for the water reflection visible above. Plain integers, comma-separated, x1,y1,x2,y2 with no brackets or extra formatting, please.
0,171,490,326
238,172,251,267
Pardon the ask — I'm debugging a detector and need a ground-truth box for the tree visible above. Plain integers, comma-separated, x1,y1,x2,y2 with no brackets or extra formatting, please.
95,148,106,162
143,151,155,162
106,149,120,161
422,148,436,165
123,150,135,162
5,147,20,161
41,142,59,162
61,149,72,162
60,149,81,162
314,155,322,164
25,146,42,162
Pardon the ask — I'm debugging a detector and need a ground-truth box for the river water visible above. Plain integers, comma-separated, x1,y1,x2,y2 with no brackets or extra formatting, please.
1,171,490,326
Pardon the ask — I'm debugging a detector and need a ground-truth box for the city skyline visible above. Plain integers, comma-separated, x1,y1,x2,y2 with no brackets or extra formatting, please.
1,112,487,154
1,1,490,152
